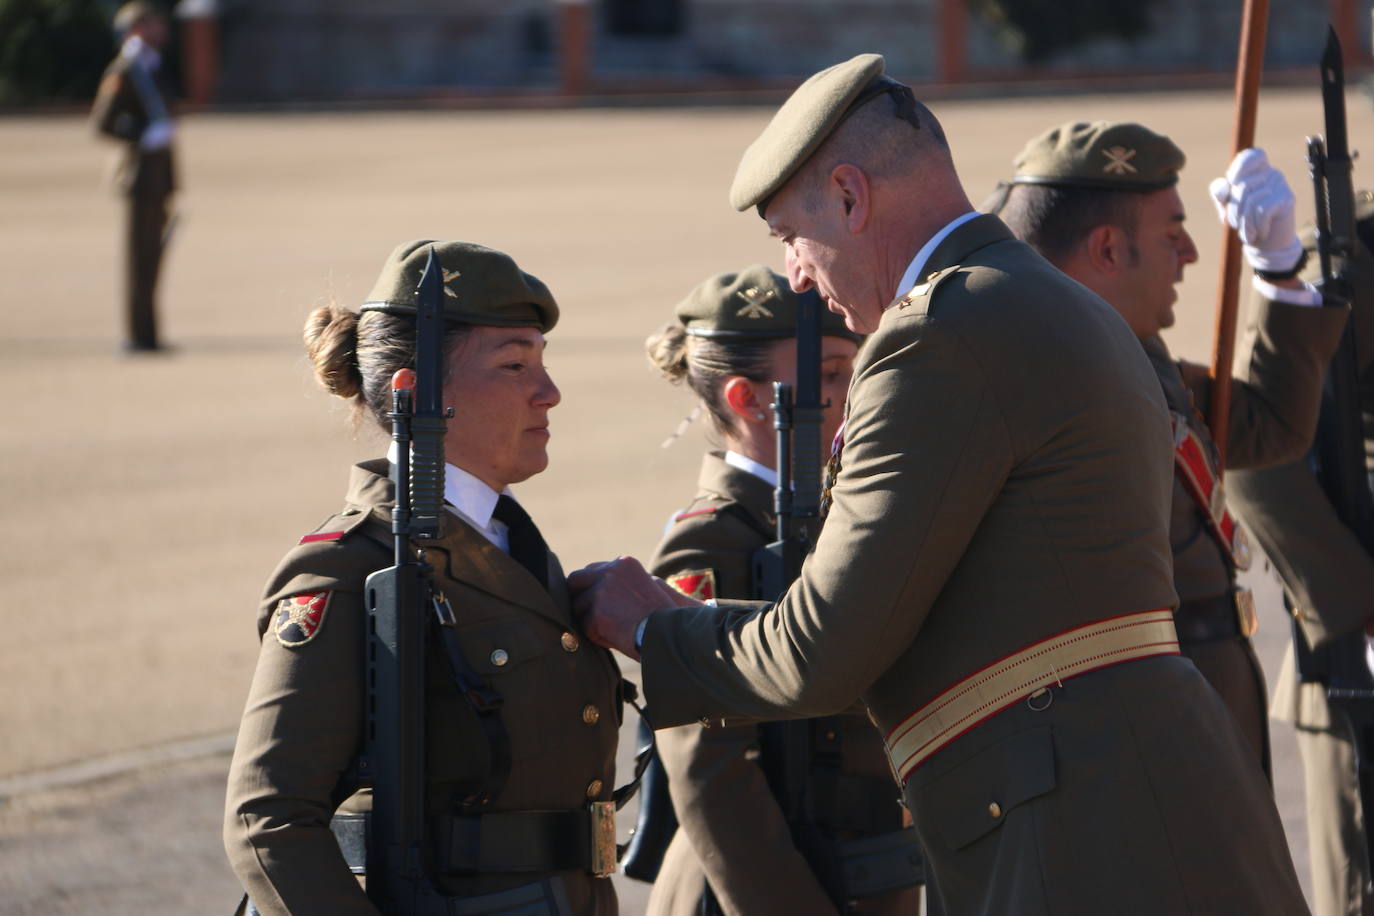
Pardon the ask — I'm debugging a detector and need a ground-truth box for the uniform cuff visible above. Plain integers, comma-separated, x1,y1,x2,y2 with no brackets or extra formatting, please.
1252,276,1322,307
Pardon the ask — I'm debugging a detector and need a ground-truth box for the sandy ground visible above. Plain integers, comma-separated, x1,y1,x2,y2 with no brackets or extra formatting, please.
0,85,1364,912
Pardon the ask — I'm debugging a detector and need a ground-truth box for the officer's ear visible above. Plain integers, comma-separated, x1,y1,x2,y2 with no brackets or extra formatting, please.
1083,223,1132,276
721,376,765,424
829,165,871,233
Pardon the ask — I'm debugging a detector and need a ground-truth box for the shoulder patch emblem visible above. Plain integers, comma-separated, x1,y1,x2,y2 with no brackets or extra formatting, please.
273,591,332,647
666,569,716,601
673,507,719,523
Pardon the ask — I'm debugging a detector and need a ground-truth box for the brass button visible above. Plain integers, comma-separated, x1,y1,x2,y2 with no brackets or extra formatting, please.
586,779,603,799
561,632,580,653
987,802,1002,819
581,704,600,725
490,649,509,667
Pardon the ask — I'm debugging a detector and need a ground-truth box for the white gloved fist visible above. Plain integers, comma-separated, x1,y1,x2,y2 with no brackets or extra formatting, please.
1208,148,1303,274
139,118,174,152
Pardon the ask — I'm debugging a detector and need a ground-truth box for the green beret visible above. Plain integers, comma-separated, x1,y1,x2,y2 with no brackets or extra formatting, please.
360,240,558,333
675,265,861,342
730,53,898,214
113,1,158,32
1010,121,1185,192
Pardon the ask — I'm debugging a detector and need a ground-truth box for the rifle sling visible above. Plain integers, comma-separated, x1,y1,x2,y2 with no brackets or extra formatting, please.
431,598,513,808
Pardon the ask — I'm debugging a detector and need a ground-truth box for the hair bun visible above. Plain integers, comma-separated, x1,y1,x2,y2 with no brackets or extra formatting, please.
644,322,689,384
303,302,363,400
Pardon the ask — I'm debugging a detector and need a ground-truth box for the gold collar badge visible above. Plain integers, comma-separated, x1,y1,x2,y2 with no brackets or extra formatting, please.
442,268,462,299
1101,146,1138,175
736,286,777,319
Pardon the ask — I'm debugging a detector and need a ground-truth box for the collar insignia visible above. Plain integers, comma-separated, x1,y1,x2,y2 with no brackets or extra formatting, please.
442,268,462,299
736,287,777,319
1101,146,1139,175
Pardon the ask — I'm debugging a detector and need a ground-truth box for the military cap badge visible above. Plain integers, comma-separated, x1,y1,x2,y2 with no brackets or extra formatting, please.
1101,146,1139,176
735,286,777,319
273,591,332,647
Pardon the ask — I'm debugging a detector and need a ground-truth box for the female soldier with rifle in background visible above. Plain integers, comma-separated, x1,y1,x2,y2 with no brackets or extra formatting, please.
224,241,626,916
636,265,924,916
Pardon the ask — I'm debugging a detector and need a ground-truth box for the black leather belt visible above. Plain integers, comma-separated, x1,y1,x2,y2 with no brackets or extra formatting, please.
1174,588,1254,643
435,805,616,876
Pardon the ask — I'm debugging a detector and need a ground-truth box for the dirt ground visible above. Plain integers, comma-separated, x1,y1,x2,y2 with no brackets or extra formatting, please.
0,85,1363,912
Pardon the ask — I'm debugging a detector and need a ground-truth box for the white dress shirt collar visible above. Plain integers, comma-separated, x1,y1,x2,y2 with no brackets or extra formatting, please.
724,450,779,488
386,442,514,549
894,210,981,303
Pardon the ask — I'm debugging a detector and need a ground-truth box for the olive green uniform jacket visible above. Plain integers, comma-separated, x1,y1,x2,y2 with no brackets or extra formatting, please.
1229,202,1374,916
224,460,621,916
645,452,916,916
1143,292,1345,773
638,215,1306,914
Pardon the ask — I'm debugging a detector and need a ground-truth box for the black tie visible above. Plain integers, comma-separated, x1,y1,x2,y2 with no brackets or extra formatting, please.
493,495,549,589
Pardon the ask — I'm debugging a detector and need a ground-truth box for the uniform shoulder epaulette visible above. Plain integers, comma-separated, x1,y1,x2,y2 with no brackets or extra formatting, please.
672,506,720,523
297,506,371,545
894,265,963,316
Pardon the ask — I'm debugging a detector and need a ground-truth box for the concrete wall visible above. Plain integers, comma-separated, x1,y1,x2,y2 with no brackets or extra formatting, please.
212,0,1368,102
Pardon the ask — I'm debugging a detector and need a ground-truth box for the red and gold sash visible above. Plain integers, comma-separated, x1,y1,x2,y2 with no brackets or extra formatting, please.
1171,412,1251,571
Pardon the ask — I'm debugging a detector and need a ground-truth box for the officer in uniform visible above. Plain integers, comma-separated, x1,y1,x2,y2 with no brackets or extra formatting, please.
642,266,921,915
1230,194,1374,915
91,1,177,352
224,242,623,915
571,54,1307,914
992,120,1347,776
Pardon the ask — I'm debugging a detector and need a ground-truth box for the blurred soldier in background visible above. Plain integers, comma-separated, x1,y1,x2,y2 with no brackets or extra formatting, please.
91,1,177,352
1229,195,1374,916
994,120,1346,777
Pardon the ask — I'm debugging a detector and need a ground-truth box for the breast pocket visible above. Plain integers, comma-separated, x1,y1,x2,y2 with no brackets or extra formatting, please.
431,619,550,767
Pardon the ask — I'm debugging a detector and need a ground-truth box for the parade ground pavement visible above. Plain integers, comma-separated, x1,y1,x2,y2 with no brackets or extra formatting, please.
0,84,1361,912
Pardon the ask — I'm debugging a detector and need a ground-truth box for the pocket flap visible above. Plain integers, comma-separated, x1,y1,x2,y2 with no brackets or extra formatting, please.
924,725,1056,851
460,620,546,675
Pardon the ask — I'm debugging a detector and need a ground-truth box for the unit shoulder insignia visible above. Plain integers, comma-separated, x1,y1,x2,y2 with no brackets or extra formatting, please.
273,591,332,647
666,569,716,601
298,508,369,545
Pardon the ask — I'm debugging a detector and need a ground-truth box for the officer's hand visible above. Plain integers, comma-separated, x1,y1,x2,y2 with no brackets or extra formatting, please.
569,557,700,661
1208,148,1303,274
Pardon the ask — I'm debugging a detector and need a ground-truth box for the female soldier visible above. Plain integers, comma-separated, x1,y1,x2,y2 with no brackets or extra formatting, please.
642,265,922,916
224,241,623,916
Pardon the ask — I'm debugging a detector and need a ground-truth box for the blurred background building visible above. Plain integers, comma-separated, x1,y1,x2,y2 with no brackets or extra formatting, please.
1,0,1368,108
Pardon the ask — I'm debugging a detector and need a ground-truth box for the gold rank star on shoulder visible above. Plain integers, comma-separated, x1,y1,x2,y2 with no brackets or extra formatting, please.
1101,146,1138,175
735,286,777,319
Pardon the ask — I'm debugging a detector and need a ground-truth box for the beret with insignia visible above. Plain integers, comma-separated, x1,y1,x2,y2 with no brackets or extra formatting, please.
674,264,862,343
1010,121,1186,193
360,240,558,333
731,53,921,215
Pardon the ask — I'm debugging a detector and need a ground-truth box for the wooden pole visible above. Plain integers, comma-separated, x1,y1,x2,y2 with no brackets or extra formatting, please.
1207,0,1269,475
559,0,591,96
937,0,967,85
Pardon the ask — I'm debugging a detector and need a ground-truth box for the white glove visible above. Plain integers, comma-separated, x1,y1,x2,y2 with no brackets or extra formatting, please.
139,118,174,152
1208,148,1304,274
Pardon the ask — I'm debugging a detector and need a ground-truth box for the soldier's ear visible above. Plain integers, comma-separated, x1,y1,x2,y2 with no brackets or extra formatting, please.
830,165,871,233
1083,223,1130,276
721,376,764,423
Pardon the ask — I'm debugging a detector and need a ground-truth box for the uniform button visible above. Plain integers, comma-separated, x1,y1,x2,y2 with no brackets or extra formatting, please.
561,632,580,652
490,649,509,667
581,704,600,725
987,802,1002,819
586,779,603,798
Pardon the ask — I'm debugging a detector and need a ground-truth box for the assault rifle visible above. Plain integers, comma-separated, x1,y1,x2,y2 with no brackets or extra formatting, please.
361,247,453,913
1295,26,1374,879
